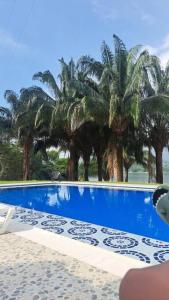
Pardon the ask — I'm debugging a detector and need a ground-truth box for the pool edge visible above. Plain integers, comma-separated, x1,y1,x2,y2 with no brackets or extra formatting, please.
0,181,156,191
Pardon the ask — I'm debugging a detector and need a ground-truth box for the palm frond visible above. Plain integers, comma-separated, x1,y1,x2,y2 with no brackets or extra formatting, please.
35,103,55,136
68,96,108,132
109,93,120,127
163,60,169,92
127,45,142,79
33,71,61,100
124,92,140,126
126,50,150,95
4,90,19,110
100,67,113,88
141,94,169,115
51,101,70,135
20,86,55,107
101,41,114,67
113,34,127,95
0,107,11,118
77,55,104,79
149,55,162,93
69,58,76,79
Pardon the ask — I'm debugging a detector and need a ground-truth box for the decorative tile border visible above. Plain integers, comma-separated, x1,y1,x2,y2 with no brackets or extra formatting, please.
3,206,169,265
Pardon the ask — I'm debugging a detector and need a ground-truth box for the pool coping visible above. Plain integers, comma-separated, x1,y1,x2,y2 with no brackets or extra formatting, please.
0,181,156,191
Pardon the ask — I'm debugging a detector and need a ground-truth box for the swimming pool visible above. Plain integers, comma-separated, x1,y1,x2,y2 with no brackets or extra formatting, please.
0,184,169,242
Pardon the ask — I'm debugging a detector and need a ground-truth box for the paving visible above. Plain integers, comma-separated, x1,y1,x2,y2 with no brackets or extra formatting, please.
0,233,120,300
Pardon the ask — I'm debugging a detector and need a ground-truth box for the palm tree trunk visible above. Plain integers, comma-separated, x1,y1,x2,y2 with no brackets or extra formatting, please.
154,145,163,184
82,152,91,181
107,150,114,181
68,155,79,181
113,143,123,182
147,146,153,183
84,159,89,181
97,154,103,181
74,155,79,181
124,167,129,182
68,140,79,181
107,135,123,182
102,156,110,181
23,137,33,180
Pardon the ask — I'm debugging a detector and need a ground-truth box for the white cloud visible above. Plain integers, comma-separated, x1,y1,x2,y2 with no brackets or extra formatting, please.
160,34,169,50
145,35,169,68
159,51,169,68
144,45,157,55
0,29,28,52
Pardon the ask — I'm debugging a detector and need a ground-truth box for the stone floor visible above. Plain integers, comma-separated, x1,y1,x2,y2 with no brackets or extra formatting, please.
0,234,120,300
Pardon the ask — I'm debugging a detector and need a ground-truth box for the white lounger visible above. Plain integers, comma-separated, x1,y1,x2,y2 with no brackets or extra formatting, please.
0,203,15,234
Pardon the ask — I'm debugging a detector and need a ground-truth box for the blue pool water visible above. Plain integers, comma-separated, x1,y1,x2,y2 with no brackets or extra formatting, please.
1,185,169,242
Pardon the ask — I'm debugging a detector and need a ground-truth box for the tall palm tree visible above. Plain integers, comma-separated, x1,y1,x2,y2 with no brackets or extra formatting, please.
122,125,143,182
33,61,79,180
140,56,169,183
141,103,169,183
0,107,11,143
33,58,101,181
4,88,45,180
144,148,156,183
77,35,151,181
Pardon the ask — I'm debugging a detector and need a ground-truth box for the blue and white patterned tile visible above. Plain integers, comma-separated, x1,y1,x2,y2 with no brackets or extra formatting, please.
67,226,98,237
115,250,151,264
70,220,93,227
11,206,169,265
73,236,99,246
102,236,139,249
142,238,169,249
101,227,127,236
153,250,169,263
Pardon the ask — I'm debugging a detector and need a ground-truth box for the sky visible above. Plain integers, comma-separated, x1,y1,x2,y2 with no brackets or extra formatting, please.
1,0,169,107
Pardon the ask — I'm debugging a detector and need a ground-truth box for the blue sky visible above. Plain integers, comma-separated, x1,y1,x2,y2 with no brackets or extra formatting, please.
1,0,169,106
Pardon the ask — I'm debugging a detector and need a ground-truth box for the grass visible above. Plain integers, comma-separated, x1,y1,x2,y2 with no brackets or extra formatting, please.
87,181,159,185
0,180,50,184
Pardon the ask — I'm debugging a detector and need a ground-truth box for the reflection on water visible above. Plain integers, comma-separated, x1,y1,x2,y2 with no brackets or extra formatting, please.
144,196,151,204
0,185,169,242
47,193,58,207
46,186,71,207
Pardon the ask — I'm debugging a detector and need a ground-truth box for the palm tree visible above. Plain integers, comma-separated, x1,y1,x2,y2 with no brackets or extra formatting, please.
78,35,151,181
122,124,145,182
141,103,169,183
32,62,79,180
4,88,45,180
140,56,169,183
33,58,101,181
144,148,156,183
0,107,11,143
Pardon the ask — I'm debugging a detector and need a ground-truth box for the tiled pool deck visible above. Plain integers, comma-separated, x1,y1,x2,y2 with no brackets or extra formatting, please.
0,233,120,300
5,205,169,265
